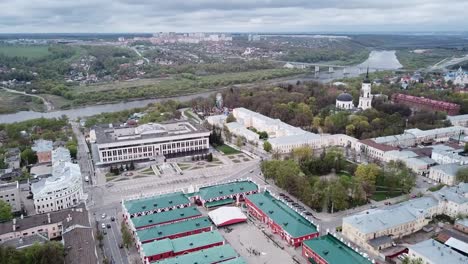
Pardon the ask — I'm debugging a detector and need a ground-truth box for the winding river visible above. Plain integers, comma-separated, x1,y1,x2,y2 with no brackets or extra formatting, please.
0,50,402,124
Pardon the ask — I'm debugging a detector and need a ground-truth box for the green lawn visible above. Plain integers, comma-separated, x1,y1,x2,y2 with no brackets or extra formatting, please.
0,45,50,58
371,191,403,201
215,144,240,155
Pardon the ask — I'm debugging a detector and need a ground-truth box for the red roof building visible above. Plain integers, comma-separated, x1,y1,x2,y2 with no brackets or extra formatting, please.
392,93,460,115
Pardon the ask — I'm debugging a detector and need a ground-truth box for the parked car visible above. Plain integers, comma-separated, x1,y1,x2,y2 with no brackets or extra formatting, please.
305,212,313,216
101,223,106,229
101,213,106,219
106,224,111,229
111,216,115,222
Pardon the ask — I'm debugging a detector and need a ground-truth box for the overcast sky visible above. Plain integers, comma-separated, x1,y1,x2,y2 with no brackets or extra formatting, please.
2,0,468,33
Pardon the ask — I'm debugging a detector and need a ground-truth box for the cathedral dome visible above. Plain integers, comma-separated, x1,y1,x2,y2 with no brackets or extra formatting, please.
336,93,353,102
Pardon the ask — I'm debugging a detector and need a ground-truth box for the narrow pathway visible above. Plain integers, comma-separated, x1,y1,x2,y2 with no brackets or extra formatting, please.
130,47,150,63
1,86,53,111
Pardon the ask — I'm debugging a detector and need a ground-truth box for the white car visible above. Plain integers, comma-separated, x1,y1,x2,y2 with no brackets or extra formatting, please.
101,213,106,219
101,223,106,229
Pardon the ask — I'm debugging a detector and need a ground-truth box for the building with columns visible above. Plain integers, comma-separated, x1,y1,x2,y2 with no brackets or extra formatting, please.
92,121,211,165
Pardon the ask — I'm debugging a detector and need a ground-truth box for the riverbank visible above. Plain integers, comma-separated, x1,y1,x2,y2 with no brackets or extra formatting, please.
0,50,403,124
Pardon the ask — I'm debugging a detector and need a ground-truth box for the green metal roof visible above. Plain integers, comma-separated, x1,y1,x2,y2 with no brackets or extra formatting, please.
204,199,235,208
142,231,224,257
142,238,173,257
132,206,201,229
136,217,212,242
151,244,238,264
219,257,247,264
198,181,258,201
246,192,317,238
124,192,190,215
172,231,224,253
303,234,373,264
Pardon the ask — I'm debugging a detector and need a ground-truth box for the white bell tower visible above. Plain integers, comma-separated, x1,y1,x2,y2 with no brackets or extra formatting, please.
358,68,373,110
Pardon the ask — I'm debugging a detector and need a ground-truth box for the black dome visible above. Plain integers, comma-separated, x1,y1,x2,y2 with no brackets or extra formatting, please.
336,93,353,102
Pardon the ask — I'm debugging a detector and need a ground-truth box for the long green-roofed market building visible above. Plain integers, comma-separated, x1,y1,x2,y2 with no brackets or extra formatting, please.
245,191,319,247
193,180,259,208
150,244,239,264
123,192,191,218
141,231,225,263
130,206,202,231
302,234,373,264
136,216,213,244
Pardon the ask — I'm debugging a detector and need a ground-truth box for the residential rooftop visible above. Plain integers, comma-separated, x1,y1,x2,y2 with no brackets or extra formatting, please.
136,217,212,242
246,192,317,238
432,183,468,205
0,203,89,237
197,180,258,201
343,196,438,234
131,206,201,229
409,239,468,264
31,139,53,153
0,181,18,192
303,234,372,264
359,139,398,152
94,120,209,144
142,231,224,257
455,218,468,227
124,192,191,215
151,244,238,264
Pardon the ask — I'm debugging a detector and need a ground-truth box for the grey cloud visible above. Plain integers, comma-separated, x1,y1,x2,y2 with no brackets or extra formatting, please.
0,0,467,32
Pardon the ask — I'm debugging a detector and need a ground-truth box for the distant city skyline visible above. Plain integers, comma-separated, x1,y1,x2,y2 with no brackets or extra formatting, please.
1,0,468,33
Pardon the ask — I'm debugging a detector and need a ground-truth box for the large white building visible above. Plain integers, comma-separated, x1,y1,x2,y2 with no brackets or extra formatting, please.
92,121,211,165
342,197,439,255
335,93,354,110
372,126,466,148
31,147,83,214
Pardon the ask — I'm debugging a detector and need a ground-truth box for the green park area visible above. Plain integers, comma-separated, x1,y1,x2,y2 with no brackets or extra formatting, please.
215,144,240,155
0,45,51,58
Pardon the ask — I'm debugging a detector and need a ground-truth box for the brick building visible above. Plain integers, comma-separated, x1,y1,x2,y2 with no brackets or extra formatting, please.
392,93,460,115
31,139,53,163
245,191,319,247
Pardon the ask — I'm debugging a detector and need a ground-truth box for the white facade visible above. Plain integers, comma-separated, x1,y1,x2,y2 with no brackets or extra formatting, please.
336,100,354,110
428,163,467,185
0,182,21,212
225,122,260,143
431,148,468,165
31,148,83,214
358,76,373,110
93,121,211,165
342,197,439,255
431,183,468,218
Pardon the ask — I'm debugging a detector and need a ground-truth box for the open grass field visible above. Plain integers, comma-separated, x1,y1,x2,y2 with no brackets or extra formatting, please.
0,45,50,59
0,90,45,114
215,144,241,155
70,68,304,105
